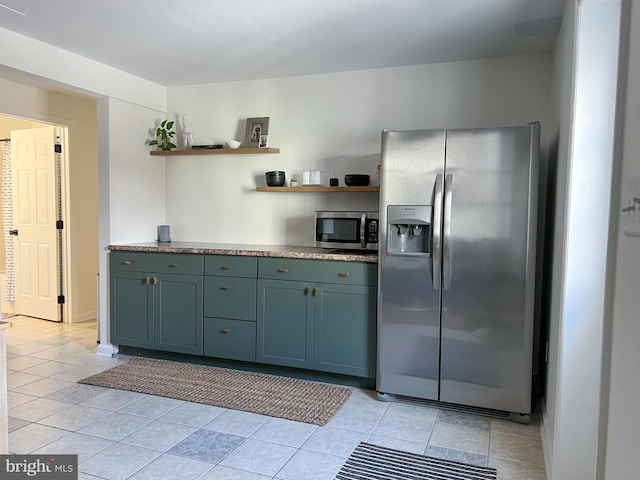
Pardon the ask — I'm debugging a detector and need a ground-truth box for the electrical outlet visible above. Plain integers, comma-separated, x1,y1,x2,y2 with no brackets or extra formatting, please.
622,174,640,237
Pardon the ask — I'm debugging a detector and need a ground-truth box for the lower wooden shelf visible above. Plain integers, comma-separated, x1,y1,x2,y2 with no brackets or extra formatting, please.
256,186,379,192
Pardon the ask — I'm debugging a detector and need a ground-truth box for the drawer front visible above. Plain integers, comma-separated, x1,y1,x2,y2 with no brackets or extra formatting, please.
258,258,377,286
205,256,258,278
204,318,256,362
110,252,156,272
110,252,203,275
204,277,257,321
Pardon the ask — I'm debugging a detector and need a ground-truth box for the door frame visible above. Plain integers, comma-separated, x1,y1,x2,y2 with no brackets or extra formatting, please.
2,112,71,323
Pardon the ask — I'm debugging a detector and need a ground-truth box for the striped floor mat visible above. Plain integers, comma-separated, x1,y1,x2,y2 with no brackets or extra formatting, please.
336,443,497,480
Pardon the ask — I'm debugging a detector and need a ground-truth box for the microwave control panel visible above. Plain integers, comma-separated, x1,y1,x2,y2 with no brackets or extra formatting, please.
366,219,378,243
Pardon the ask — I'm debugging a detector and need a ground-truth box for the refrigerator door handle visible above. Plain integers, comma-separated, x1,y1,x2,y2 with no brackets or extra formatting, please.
432,174,443,290
443,173,453,290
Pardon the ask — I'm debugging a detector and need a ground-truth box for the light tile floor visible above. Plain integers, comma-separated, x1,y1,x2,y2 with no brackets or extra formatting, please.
4,316,547,480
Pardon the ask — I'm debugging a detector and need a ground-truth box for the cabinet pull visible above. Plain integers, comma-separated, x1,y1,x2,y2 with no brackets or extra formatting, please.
222,285,232,290
221,328,232,334
278,268,289,273
123,260,133,265
305,287,312,295
222,265,232,270
314,287,320,296
153,277,159,285
145,277,152,285
338,272,350,277
169,263,180,268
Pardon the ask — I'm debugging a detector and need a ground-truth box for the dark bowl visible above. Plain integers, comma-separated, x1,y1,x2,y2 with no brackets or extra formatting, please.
344,174,370,186
265,170,286,187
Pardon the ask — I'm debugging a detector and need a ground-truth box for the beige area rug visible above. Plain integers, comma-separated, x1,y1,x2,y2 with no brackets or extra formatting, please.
79,357,352,425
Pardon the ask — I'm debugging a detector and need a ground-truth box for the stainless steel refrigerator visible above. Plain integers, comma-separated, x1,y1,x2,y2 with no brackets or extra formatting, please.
377,124,539,419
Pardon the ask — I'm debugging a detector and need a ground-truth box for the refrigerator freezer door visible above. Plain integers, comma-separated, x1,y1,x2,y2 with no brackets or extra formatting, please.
377,129,445,400
439,125,539,414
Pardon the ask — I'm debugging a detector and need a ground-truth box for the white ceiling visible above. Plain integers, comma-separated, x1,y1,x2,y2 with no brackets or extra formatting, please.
0,0,565,87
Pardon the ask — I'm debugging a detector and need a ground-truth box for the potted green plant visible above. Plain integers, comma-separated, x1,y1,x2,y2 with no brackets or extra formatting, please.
149,120,177,150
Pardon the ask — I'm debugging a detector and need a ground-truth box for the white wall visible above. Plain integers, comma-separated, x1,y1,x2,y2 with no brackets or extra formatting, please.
107,98,166,244
554,2,620,479
0,27,165,112
540,0,576,472
166,54,552,246
542,1,624,479
603,0,640,477
95,97,167,350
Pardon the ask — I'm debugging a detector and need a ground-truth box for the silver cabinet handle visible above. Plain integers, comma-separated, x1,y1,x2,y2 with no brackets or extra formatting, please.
432,174,443,290
169,263,180,268
222,285,231,290
145,277,152,285
443,173,453,291
278,268,289,273
153,277,159,285
222,265,232,270
314,287,320,296
123,260,133,265
338,272,350,277
305,287,312,295
221,328,231,334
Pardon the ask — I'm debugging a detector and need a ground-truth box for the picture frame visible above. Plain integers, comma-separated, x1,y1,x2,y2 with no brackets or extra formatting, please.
244,117,270,148
258,134,269,148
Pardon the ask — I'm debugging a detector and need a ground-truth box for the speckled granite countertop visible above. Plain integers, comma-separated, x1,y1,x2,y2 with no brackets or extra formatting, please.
108,241,378,263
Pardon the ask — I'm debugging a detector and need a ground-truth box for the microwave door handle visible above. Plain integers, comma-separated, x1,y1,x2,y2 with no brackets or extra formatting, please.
432,174,443,290
360,213,367,248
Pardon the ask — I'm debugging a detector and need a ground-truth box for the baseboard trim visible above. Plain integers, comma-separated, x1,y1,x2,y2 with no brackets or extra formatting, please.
97,343,118,357
539,396,553,480
69,310,97,324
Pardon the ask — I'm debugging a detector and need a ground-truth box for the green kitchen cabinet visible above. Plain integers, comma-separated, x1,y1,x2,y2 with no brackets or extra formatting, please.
257,258,377,377
154,273,203,355
110,270,154,349
110,252,204,355
314,283,377,378
257,279,314,369
203,255,258,362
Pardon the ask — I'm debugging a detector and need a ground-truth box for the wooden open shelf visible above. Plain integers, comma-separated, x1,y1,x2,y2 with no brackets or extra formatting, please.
151,147,280,156
256,185,379,192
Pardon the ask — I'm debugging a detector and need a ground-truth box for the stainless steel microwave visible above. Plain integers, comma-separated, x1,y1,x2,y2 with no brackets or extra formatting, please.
315,211,379,251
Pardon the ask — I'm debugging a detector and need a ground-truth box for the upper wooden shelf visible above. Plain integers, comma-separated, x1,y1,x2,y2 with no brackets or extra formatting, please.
256,185,379,192
150,147,280,156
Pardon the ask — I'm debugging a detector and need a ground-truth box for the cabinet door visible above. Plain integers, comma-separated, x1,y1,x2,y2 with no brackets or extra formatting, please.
110,270,153,349
154,273,204,355
314,283,377,378
257,279,313,369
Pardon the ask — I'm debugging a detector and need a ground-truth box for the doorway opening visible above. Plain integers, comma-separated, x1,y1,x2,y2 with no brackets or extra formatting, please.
0,115,69,323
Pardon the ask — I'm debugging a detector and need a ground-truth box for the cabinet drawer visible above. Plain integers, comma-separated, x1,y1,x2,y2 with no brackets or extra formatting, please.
110,252,155,272
258,258,377,286
204,277,257,321
110,252,203,275
205,256,257,278
204,318,256,362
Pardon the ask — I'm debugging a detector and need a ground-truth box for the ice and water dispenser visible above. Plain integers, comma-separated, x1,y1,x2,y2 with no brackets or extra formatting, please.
386,205,432,256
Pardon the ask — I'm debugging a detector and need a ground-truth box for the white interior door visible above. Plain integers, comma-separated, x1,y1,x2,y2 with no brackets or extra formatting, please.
11,126,60,321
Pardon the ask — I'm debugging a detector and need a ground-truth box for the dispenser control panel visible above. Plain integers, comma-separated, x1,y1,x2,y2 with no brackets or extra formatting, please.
386,205,433,256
